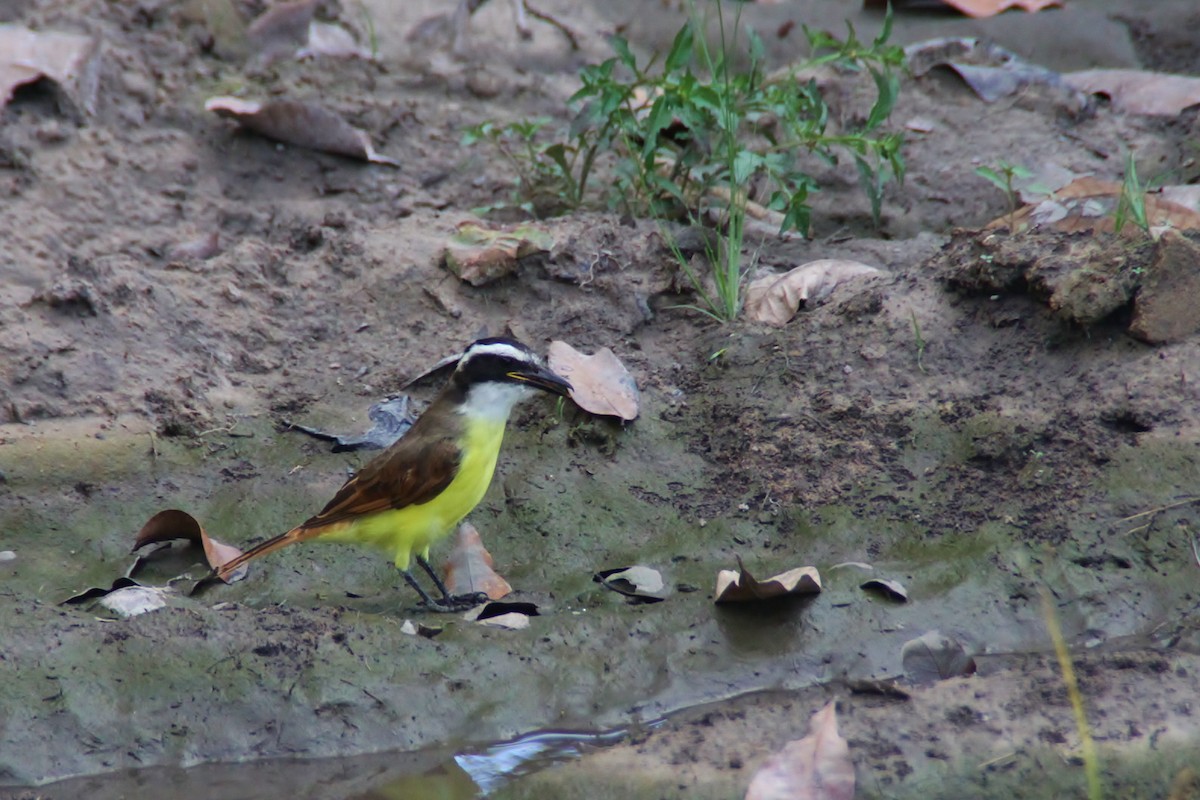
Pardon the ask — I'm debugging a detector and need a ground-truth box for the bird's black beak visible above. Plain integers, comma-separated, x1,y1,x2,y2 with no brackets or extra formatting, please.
509,364,573,397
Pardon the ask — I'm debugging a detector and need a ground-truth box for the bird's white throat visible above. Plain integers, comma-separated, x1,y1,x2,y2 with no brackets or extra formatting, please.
458,380,537,423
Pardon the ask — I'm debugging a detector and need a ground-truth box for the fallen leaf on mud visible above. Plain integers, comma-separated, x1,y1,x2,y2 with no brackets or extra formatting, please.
98,585,171,618
547,341,640,420
400,619,443,638
860,578,909,602
594,565,666,602
442,522,512,601
871,0,1060,16
246,0,316,64
992,176,1200,234
0,25,100,116
442,221,554,286
62,576,141,605
285,395,416,452
464,601,539,629
300,21,372,60
133,509,246,582
1063,69,1200,116
905,38,1082,109
715,559,822,604
744,260,883,326
205,96,399,166
901,630,977,683
744,701,854,800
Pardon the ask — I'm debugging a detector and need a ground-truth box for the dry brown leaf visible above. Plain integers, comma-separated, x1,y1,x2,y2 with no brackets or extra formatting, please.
246,0,316,63
744,260,882,326
714,560,822,604
1064,69,1200,116
943,0,1060,16
442,522,512,601
901,630,977,683
463,601,539,629
0,25,99,115
442,221,554,286
205,96,399,166
992,176,1200,234
301,21,372,60
868,0,1059,15
860,578,909,602
745,701,854,800
133,509,245,581
594,565,666,602
547,341,639,420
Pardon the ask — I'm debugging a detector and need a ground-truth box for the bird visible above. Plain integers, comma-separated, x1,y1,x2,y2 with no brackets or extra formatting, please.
215,336,573,611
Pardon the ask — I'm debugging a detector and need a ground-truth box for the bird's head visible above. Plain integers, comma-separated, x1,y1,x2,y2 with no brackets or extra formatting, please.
452,337,572,421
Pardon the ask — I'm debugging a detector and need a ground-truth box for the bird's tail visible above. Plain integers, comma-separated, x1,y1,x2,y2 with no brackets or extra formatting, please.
215,526,313,582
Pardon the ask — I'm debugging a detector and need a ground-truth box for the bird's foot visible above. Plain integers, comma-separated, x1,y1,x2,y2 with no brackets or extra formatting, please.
419,592,488,613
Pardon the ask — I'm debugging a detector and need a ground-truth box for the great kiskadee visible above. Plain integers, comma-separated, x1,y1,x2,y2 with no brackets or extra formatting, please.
215,337,573,611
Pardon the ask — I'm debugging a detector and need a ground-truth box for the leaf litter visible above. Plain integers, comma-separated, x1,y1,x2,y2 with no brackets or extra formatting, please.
134,508,246,582
284,396,416,452
593,565,666,603
441,221,555,286
205,96,399,166
547,341,640,420
901,630,977,683
0,25,100,117
744,260,884,326
744,701,854,800
715,558,822,604
442,522,513,601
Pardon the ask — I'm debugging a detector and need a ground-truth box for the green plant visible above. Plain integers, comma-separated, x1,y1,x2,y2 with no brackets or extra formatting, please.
460,118,587,216
975,160,1032,231
1113,150,1150,235
464,3,905,321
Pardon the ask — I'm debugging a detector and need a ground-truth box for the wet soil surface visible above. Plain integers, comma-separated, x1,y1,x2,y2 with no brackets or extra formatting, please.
3,0,1200,798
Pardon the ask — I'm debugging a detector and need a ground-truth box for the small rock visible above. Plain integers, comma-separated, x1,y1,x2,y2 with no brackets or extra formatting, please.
1129,231,1200,344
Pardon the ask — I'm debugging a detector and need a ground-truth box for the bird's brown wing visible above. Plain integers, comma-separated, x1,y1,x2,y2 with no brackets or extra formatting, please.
298,435,462,531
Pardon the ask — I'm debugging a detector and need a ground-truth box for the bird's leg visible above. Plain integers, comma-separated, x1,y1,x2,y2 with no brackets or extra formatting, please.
416,554,488,609
401,569,453,612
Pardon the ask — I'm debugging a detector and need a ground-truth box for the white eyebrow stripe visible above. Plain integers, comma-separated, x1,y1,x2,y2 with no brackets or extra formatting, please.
461,342,536,364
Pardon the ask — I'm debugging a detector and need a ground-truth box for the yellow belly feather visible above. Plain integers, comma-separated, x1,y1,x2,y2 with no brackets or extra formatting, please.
324,417,507,570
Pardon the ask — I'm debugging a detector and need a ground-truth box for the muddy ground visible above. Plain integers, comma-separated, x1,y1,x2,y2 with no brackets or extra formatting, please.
3,0,1200,797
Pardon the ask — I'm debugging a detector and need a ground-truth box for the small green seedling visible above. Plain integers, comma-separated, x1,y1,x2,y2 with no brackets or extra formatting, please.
975,160,1034,231
1113,150,1150,236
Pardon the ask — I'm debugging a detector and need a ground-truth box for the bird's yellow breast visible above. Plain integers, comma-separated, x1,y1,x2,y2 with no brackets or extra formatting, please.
331,416,508,570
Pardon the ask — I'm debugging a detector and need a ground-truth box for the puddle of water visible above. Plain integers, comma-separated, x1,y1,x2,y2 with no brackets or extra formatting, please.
18,728,633,800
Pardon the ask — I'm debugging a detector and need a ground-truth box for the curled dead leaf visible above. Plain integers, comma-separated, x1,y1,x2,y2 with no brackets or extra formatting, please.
715,559,822,604
134,509,245,582
547,341,640,420
464,601,539,629
1064,69,1200,117
442,221,554,286
901,630,977,683
860,578,909,603
0,25,100,116
744,701,854,800
594,565,666,602
98,585,172,618
744,260,883,326
871,0,1059,16
442,522,512,601
205,96,399,166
